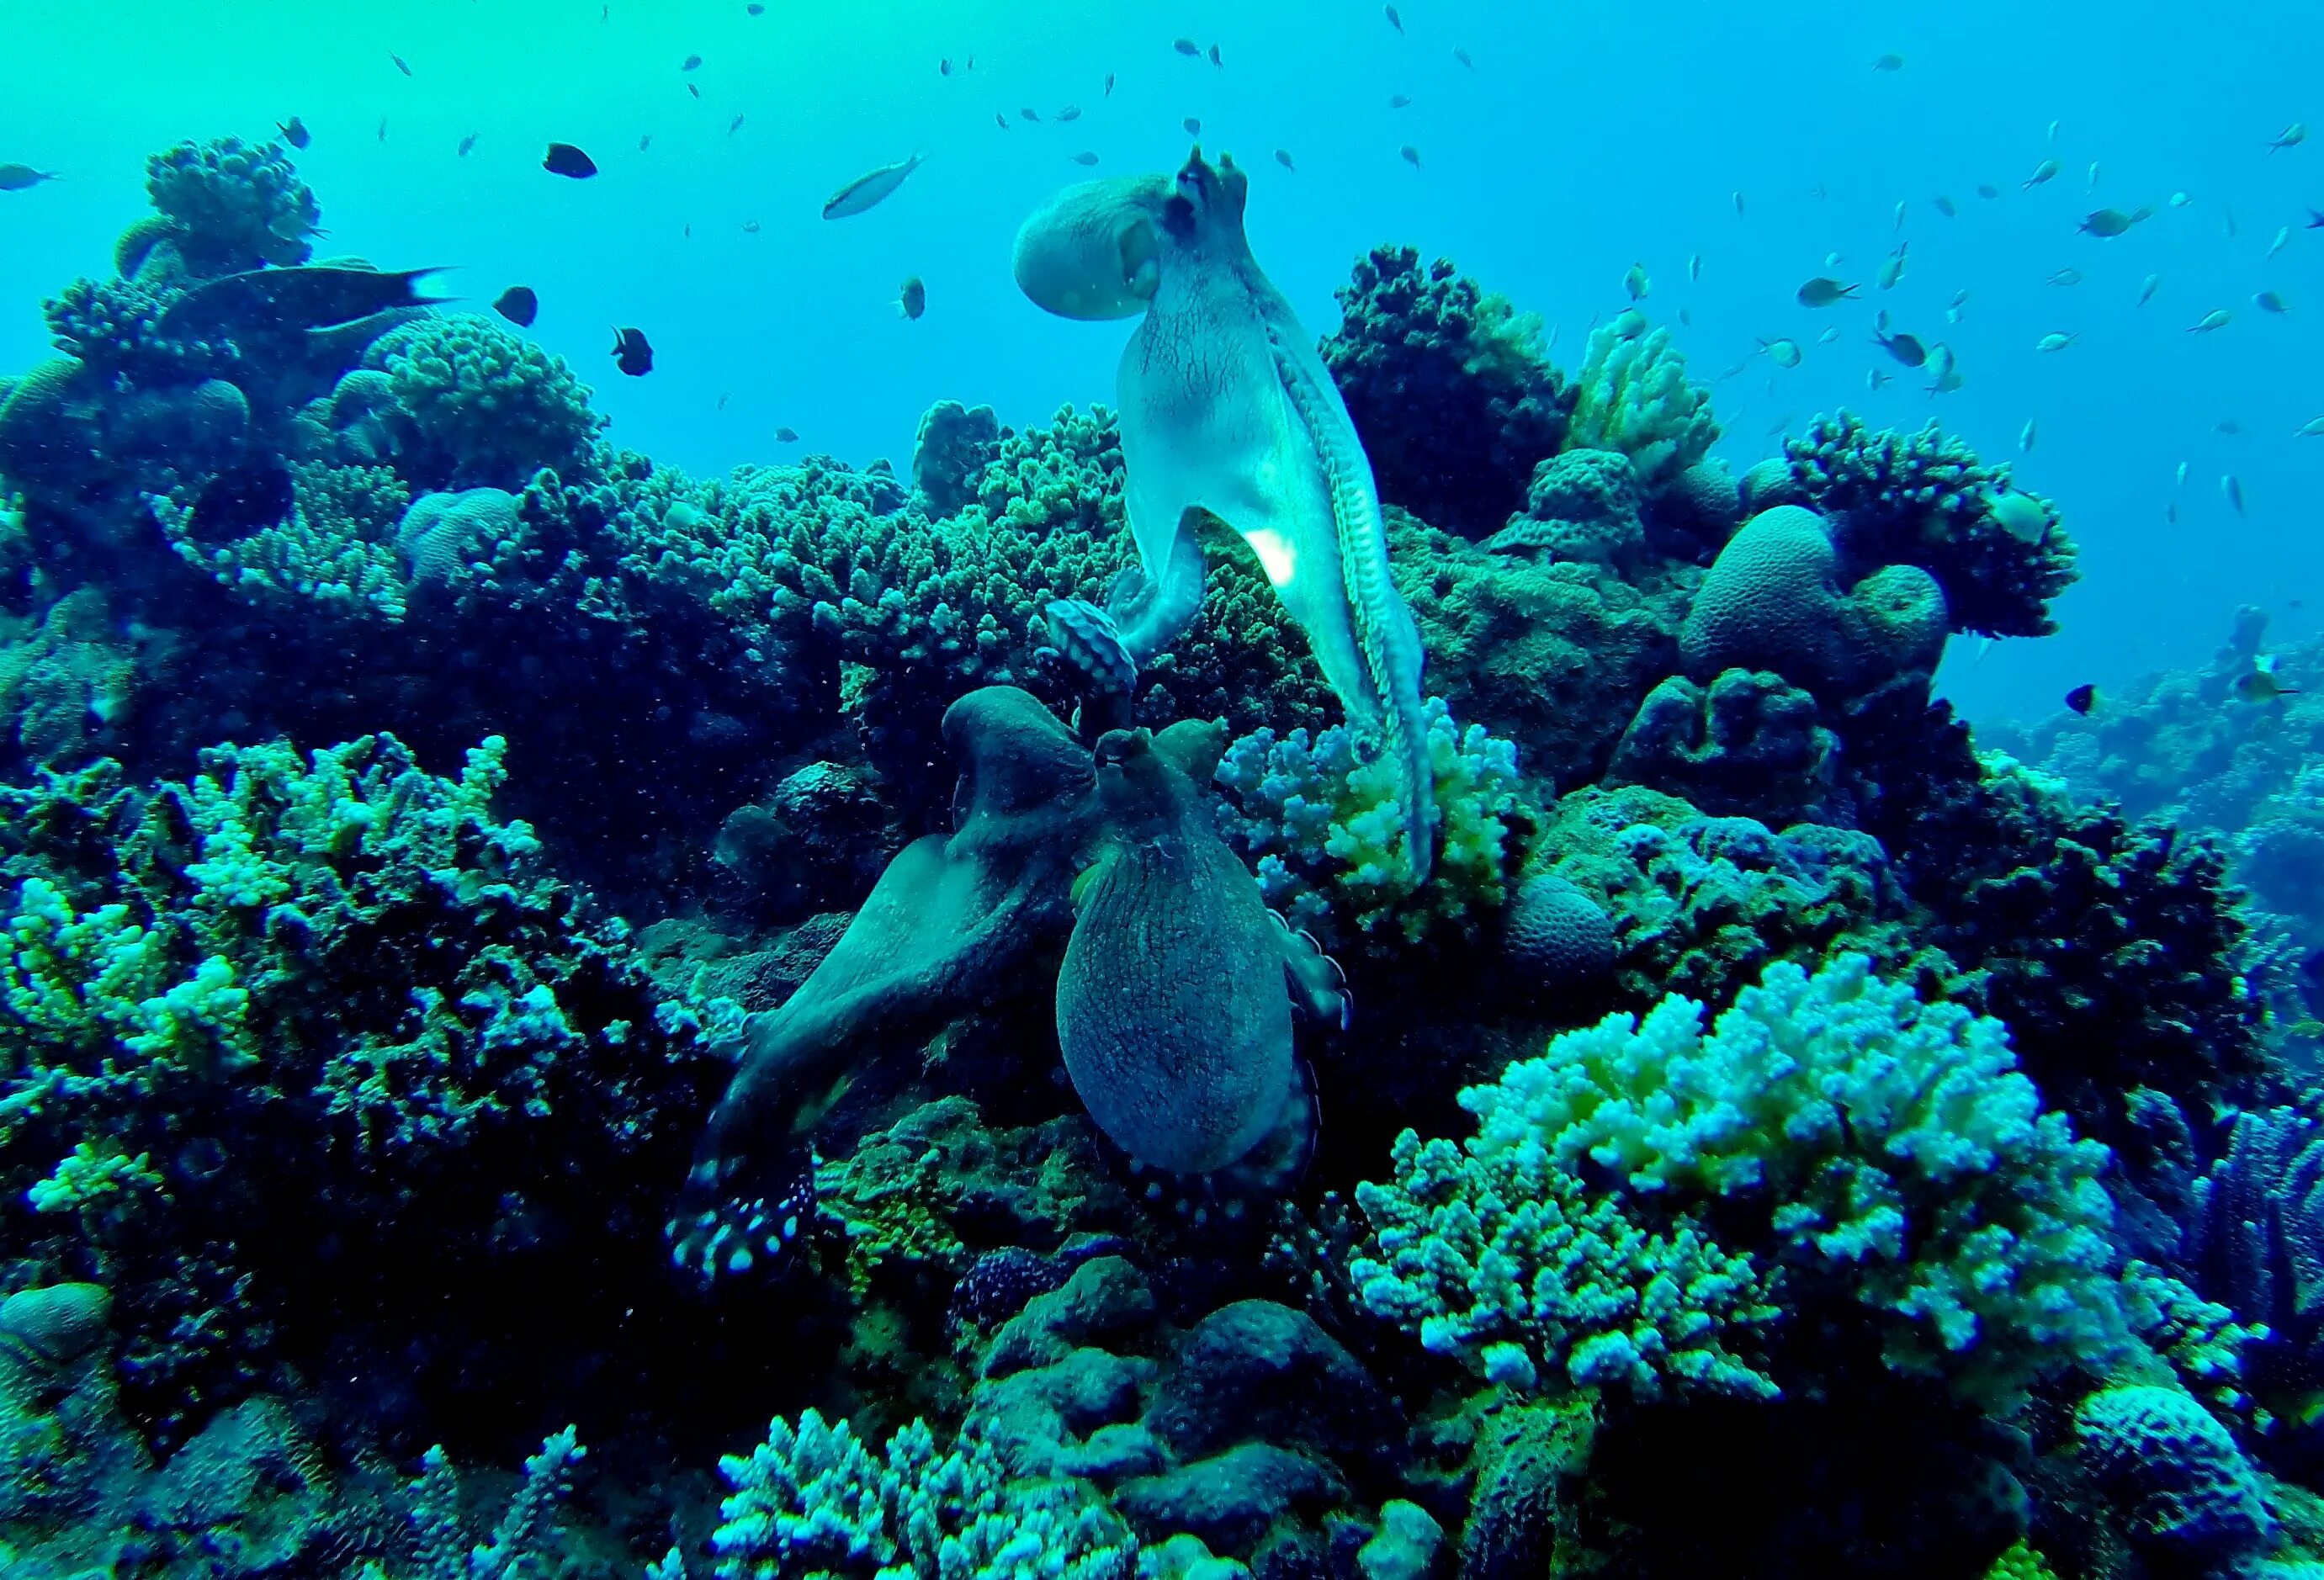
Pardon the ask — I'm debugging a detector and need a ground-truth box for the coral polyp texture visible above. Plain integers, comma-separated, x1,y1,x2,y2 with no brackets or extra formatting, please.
0,129,2308,1580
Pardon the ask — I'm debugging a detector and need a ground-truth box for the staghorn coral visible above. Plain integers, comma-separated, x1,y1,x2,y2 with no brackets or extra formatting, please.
1783,411,2076,639
1320,246,1568,538
144,136,319,274
363,315,603,490
1354,954,2130,1410
1565,322,1719,491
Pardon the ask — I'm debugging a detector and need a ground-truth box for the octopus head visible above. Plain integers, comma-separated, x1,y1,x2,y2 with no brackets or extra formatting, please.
1011,172,1173,321
1159,146,1249,251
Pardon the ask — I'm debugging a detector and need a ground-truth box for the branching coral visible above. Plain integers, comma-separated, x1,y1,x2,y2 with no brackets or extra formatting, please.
1782,411,2076,638
1214,697,1533,955
144,136,319,273
1565,323,1718,491
363,315,603,490
1320,247,1568,538
1354,954,2130,1410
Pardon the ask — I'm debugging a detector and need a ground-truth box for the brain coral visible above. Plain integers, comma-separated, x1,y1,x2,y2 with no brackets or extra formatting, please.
1680,505,1948,699
2074,1384,2270,1555
365,314,604,490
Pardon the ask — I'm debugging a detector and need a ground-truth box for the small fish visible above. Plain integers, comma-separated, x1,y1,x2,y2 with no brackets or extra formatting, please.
740,219,761,233
1950,289,1971,308
1679,307,1691,326
2020,418,2036,452
2311,209,2324,229
1019,107,1041,122
746,4,764,13
2187,309,2233,333
1976,183,2000,199
940,58,952,75
1924,344,1963,393
2047,119,2060,141
2064,683,2098,715
730,114,745,135
1624,262,1650,300
543,142,598,178
2024,158,2059,189
2087,161,2101,190
2078,207,2136,236
1732,190,1745,215
1173,37,1201,56
2257,290,2289,314
1069,151,1100,166
1878,245,1907,289
2222,474,2246,516
2047,267,2083,287
2176,461,2189,487
1893,199,1907,231
682,54,703,71
1384,4,1403,33
1608,310,1647,340
1796,276,1859,307
1183,118,1202,137
390,51,412,76
2137,273,2159,306
1275,149,1296,172
278,116,311,150
2298,416,2324,437
1105,73,1116,96
2217,418,2243,435
1873,326,1927,367
185,456,295,543
1817,326,1842,345
492,285,539,327
1056,104,1082,122
1400,145,1420,168
1388,93,1412,109
1868,368,1892,390
1933,194,1957,217
898,276,926,319
2170,191,2192,207
718,393,730,411
640,133,654,151
687,83,702,99
1759,337,1802,368
774,427,799,443
377,119,388,141
2268,122,2307,153
995,113,1008,130
0,164,60,190
1454,47,1474,69
2036,331,2078,352
1208,43,1222,67
459,132,479,156
611,326,654,376
1872,52,1904,70
2226,207,2240,237
2268,225,2292,258
2234,664,2298,704
823,152,925,219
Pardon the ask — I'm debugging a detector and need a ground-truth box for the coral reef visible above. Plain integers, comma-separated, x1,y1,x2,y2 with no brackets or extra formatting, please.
1319,247,1568,538
1565,322,1719,491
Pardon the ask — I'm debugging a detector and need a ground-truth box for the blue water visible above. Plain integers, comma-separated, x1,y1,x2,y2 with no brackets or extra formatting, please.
5,0,2317,724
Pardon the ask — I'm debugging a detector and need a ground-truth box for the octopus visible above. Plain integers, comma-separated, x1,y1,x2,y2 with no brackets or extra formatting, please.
1011,146,1437,879
670,687,1344,1285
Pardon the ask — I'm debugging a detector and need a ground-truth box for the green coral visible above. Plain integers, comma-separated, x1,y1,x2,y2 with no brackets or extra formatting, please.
154,459,413,624
967,403,1125,538
1214,697,1534,954
366,313,603,490
1565,322,1718,490
1353,954,2130,1410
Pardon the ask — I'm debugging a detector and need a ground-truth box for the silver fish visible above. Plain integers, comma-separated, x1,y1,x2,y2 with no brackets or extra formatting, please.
823,153,926,219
